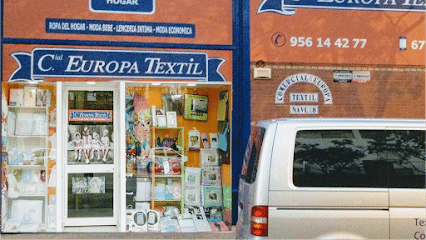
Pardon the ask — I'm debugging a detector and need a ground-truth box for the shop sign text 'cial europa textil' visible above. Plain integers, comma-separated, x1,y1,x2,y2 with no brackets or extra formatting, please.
8,48,226,82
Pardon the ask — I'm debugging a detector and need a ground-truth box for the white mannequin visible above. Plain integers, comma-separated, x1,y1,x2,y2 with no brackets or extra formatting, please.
91,132,101,160
82,127,92,164
101,129,110,163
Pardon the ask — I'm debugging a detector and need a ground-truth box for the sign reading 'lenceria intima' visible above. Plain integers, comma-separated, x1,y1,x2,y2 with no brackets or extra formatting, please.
258,0,425,16
8,48,227,82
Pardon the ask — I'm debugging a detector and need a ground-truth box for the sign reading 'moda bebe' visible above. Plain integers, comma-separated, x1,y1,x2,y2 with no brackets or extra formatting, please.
8,48,227,82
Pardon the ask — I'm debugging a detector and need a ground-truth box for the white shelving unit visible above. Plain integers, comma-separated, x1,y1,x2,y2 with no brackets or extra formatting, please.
3,105,49,232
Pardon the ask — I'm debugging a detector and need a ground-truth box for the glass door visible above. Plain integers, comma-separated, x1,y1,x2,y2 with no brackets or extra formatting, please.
64,85,118,226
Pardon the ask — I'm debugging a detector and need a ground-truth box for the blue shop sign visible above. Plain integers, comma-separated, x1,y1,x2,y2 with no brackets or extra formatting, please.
90,0,155,14
8,48,227,82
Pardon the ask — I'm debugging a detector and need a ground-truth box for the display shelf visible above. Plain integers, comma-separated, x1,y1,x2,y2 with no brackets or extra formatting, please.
154,175,182,178
8,135,47,138
153,200,181,202
6,165,46,170
3,104,49,233
8,106,48,110
16,194,47,197
151,127,185,213
153,150,181,155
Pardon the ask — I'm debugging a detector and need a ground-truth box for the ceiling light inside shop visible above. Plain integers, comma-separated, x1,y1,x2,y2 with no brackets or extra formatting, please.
187,83,197,87
86,82,96,85
151,83,161,86
26,81,39,85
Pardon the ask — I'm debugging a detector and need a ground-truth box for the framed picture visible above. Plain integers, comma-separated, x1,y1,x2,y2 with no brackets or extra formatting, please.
202,186,222,207
185,167,201,188
166,111,177,128
200,133,209,149
200,149,219,167
184,94,208,121
185,187,201,206
36,89,51,107
157,115,167,127
201,166,221,186
210,133,218,149
188,128,201,151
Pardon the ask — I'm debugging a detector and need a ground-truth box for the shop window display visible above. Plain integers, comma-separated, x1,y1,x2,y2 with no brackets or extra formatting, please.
125,83,232,233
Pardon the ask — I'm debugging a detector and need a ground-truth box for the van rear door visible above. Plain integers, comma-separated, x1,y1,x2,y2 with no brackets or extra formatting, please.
237,125,270,238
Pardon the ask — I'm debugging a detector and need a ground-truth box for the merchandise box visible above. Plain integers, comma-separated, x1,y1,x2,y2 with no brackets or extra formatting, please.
204,206,223,222
9,89,24,106
23,86,37,107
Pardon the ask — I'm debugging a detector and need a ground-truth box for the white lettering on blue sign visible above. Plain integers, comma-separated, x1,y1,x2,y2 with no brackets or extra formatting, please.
90,0,154,14
106,0,139,5
144,57,203,75
64,56,139,74
37,54,54,72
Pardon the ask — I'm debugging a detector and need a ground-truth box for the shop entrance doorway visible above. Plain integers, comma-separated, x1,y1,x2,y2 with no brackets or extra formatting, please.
63,83,119,227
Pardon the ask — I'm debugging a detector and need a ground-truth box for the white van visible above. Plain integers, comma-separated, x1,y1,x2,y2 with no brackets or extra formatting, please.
236,118,426,239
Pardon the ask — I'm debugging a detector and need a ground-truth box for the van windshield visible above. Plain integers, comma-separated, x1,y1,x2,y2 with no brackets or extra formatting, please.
293,129,425,188
241,126,266,184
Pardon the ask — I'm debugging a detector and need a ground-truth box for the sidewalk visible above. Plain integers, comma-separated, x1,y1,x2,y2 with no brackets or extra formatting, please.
1,226,237,239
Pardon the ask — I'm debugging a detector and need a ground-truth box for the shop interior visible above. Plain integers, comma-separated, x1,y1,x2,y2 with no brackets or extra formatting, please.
1,81,232,233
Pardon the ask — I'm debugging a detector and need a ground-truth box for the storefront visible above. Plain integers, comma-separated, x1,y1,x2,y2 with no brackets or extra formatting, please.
1,0,243,233
1,45,233,233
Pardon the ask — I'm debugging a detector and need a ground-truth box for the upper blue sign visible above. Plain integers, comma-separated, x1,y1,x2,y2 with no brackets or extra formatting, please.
8,48,227,82
90,0,155,14
258,0,425,15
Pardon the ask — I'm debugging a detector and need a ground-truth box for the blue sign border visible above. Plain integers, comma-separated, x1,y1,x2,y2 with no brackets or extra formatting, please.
258,0,425,15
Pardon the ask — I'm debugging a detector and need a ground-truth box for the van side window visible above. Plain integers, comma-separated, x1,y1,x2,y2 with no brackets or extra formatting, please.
241,126,266,184
293,130,425,188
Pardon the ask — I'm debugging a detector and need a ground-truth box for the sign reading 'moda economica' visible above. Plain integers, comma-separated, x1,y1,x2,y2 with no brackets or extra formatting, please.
8,48,227,82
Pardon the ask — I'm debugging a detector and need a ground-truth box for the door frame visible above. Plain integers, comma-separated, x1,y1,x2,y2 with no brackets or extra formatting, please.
60,82,120,227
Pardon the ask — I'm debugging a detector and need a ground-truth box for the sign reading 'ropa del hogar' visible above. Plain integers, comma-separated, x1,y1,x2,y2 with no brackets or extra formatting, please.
8,48,227,82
